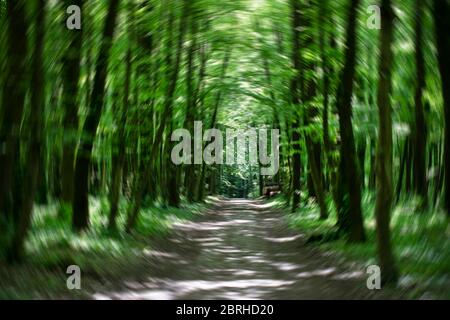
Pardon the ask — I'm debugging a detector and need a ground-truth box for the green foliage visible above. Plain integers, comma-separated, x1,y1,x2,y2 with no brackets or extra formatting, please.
0,197,205,299
286,192,450,299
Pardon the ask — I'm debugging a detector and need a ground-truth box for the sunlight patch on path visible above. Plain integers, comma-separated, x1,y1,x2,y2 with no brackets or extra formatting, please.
91,198,395,300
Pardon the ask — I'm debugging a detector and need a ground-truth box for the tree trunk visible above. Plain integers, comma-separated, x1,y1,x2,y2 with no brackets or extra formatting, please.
126,0,191,231
184,19,198,202
374,0,398,285
434,138,444,204
369,137,377,189
72,0,120,231
60,0,83,210
319,5,340,208
109,2,137,230
192,41,209,202
306,139,328,219
433,0,450,216
395,139,407,203
320,0,331,189
357,137,366,189
302,2,328,219
163,1,180,208
200,50,230,199
405,136,413,192
0,0,29,220
413,0,427,208
109,48,132,230
7,0,46,262
334,0,366,242
290,0,302,213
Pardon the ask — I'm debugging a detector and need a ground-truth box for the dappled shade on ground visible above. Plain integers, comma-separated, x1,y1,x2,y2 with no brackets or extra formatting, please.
92,199,398,300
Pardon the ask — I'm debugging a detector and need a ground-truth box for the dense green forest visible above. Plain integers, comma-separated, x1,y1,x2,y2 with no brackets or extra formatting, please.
0,0,449,299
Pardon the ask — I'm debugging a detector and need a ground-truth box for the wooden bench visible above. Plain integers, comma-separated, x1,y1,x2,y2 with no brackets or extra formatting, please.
263,185,281,198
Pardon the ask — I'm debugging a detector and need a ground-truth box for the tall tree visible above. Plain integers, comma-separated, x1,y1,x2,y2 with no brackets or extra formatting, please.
204,49,231,196
433,0,450,216
109,28,133,230
193,39,211,202
303,1,328,220
413,0,427,208
61,0,84,211
184,17,199,202
290,0,302,213
374,0,398,285
319,5,340,209
126,0,191,231
0,0,29,233
7,0,46,262
72,0,120,231
192,46,226,200
334,0,366,242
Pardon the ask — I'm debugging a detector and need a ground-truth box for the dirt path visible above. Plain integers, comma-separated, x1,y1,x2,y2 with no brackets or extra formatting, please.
92,199,396,300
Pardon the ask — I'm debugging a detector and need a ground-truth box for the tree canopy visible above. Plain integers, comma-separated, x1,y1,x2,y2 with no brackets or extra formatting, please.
0,0,449,299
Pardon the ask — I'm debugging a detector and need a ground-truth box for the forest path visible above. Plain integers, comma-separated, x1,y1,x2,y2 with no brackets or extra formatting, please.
92,199,393,300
